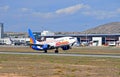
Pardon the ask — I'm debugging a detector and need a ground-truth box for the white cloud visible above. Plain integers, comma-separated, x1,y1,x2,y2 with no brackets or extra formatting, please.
14,4,120,20
32,12,54,18
20,8,32,12
116,8,120,13
82,8,120,19
55,4,89,15
31,4,89,18
0,5,9,12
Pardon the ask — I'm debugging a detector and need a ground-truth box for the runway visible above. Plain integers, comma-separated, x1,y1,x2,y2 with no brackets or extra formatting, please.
0,51,120,58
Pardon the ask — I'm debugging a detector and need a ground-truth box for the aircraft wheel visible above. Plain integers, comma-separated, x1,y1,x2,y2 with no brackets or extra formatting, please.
55,49,59,53
44,50,47,53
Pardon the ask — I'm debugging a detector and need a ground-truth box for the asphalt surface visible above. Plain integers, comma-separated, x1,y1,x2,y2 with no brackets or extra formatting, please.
0,51,120,58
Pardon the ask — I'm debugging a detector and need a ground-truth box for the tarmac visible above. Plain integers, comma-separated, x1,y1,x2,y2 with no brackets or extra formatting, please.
0,51,120,58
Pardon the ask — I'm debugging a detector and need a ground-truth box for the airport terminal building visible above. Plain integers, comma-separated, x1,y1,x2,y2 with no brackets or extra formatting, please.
0,32,120,46
0,24,120,46
37,34,120,46
0,33,120,46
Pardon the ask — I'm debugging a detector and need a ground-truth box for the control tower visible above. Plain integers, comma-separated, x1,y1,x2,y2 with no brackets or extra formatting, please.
0,23,4,38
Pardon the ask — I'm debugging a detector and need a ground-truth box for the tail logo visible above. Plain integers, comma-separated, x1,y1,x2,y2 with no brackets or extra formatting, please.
30,38,34,44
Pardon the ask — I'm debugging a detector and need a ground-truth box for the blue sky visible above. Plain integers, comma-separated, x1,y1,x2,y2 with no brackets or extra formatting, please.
0,0,120,32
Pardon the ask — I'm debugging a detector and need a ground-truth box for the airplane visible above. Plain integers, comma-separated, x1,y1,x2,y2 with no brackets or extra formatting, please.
28,29,77,53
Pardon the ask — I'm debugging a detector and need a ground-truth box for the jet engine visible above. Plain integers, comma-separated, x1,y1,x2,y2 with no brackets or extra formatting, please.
42,44,49,50
61,45,70,50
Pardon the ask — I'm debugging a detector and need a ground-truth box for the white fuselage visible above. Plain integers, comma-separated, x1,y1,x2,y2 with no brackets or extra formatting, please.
36,37,76,47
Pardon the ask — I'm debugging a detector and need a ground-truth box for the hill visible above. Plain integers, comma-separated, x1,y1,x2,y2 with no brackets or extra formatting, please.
82,22,120,34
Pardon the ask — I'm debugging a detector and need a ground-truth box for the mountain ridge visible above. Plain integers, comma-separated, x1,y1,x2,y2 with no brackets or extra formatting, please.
81,22,120,34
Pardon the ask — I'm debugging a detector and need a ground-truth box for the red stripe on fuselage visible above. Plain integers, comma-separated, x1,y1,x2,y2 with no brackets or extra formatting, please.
56,41,69,46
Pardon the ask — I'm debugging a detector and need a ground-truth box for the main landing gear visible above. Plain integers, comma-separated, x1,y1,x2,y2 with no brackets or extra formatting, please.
44,50,47,53
55,48,59,53
44,48,59,53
